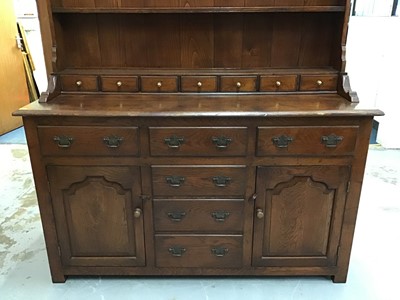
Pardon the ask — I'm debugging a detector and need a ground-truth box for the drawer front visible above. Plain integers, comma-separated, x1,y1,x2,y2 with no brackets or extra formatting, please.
101,76,139,92
181,76,217,92
149,127,248,156
141,76,178,92
259,75,298,92
257,126,359,156
155,235,243,268
38,126,139,156
60,75,98,92
220,76,257,92
151,166,247,196
299,75,338,91
153,199,244,233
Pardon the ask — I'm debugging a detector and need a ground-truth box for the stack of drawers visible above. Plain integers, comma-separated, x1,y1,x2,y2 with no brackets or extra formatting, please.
149,127,248,268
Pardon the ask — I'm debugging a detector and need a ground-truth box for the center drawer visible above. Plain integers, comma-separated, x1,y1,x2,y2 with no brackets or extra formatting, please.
155,235,243,268
153,199,244,233
151,166,247,196
149,127,248,156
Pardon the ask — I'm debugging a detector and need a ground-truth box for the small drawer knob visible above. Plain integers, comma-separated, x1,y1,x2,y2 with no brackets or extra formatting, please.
76,80,82,87
256,209,264,219
197,81,202,87
236,82,242,88
275,81,282,87
133,208,142,219
116,81,123,87
316,80,323,87
157,81,162,88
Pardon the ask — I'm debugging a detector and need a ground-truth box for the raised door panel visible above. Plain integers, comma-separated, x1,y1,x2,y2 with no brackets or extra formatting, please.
48,166,145,267
253,166,349,267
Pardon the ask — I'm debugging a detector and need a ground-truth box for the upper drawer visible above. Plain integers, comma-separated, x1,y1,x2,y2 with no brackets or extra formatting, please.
141,76,178,92
101,76,139,92
259,75,298,92
220,76,257,92
299,75,338,91
38,126,139,156
181,76,217,92
151,165,247,197
60,75,98,92
257,126,359,156
149,127,248,156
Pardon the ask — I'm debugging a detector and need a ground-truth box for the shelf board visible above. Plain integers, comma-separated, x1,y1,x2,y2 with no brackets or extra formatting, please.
52,6,346,14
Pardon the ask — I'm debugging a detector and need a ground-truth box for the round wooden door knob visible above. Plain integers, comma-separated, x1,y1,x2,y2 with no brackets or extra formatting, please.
133,208,142,218
256,209,264,219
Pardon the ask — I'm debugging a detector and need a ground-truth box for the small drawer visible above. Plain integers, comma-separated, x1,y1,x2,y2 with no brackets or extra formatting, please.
153,199,244,233
141,76,178,92
220,76,257,92
38,126,139,156
259,75,298,92
181,76,217,92
155,235,243,268
299,75,338,91
149,127,248,156
60,75,98,92
257,126,359,156
151,166,247,197
101,76,139,92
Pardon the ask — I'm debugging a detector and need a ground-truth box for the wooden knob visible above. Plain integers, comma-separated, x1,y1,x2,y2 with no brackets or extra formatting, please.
157,82,162,88
76,80,82,87
197,81,202,87
116,81,122,87
317,80,323,86
256,209,264,219
236,82,242,88
133,208,142,218
275,81,282,87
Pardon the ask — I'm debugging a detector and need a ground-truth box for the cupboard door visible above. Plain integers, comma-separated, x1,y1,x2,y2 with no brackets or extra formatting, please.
253,166,349,267
48,166,145,267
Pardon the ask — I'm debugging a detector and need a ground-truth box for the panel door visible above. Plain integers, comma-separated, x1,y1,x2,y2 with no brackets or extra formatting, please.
253,166,350,267
48,166,145,267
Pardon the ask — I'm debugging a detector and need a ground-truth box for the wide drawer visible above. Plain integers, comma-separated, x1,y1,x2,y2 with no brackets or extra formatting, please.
181,76,217,92
155,235,243,268
101,76,139,92
257,126,359,156
259,75,298,92
299,75,338,91
151,166,247,196
60,75,98,92
38,126,139,156
141,76,178,92
220,76,257,92
149,127,248,156
153,199,244,233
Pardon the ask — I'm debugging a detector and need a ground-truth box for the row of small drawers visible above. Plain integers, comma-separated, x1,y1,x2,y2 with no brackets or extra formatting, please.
60,74,338,93
38,126,359,156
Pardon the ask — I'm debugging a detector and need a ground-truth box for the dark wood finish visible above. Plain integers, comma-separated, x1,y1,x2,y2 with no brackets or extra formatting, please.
15,0,382,284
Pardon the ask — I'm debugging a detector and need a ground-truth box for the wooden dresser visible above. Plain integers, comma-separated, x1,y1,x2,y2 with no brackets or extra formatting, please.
14,0,383,283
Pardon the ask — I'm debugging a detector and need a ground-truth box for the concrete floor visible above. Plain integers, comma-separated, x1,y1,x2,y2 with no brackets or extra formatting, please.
0,129,399,299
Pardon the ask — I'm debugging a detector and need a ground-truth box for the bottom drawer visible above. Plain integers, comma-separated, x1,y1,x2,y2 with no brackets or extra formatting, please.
155,235,243,268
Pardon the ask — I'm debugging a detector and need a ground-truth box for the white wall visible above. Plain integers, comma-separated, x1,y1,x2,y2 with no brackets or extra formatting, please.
346,16,400,148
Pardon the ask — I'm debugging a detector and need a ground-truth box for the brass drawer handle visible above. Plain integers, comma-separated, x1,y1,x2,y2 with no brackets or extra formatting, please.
76,80,82,87
272,135,294,148
212,176,231,187
211,247,229,257
164,136,185,148
167,211,186,222
211,211,230,222
212,136,232,149
165,176,185,187
53,136,74,148
169,246,186,257
321,134,344,148
103,135,124,148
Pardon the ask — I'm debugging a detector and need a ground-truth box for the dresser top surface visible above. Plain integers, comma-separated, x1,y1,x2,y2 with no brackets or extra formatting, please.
14,94,383,118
